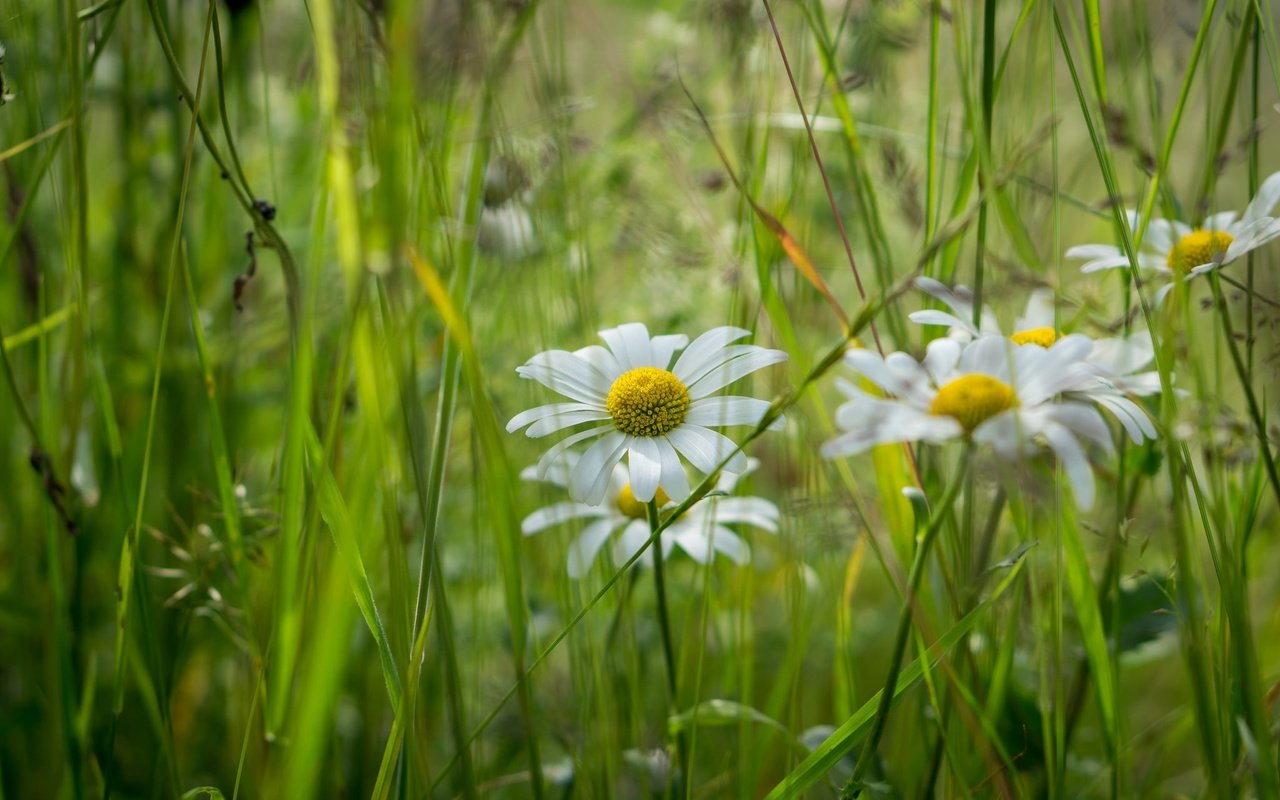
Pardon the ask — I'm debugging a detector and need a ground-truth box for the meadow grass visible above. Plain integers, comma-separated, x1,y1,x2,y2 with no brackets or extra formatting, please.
2,0,1279,797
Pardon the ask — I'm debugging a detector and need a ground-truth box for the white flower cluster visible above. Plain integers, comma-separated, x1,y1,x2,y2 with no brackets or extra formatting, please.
507,282,1170,575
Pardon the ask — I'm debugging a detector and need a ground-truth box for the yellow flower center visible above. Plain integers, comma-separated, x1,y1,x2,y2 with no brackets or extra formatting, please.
615,484,671,520
1166,230,1234,273
929,374,1018,433
605,367,691,437
1010,326,1057,347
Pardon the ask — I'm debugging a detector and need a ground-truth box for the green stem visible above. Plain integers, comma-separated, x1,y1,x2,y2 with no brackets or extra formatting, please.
647,498,688,796
846,454,969,793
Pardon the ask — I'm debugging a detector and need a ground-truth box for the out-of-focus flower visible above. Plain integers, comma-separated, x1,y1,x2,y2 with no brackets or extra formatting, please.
520,456,778,576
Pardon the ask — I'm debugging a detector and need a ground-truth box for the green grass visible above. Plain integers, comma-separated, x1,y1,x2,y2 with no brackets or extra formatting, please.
2,0,1279,797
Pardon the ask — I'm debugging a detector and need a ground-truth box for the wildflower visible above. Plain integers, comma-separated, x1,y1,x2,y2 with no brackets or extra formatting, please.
909,277,1164,402
820,336,1154,509
508,323,787,505
1066,172,1280,303
520,456,778,576
612,461,779,567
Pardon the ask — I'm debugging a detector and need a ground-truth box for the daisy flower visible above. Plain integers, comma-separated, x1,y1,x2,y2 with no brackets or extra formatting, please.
520,457,778,576
507,323,787,506
821,336,1154,509
909,277,1164,401
1066,171,1280,303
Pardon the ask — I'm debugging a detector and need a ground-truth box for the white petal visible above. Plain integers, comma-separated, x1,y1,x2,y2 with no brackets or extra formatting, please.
823,400,960,458
534,425,614,478
1040,402,1113,450
627,436,663,503
923,338,963,385
570,431,629,505
1088,335,1154,376
1243,171,1280,222
517,350,612,403
671,326,752,382
1080,256,1141,273
1227,217,1280,260
708,527,751,564
599,323,653,371
703,497,780,531
959,336,1014,380
567,518,621,578
507,401,601,434
845,349,927,398
972,412,1037,458
669,521,751,564
1146,219,1179,253
668,526,717,564
1111,371,1164,397
656,437,690,501
1014,289,1056,332
573,345,623,380
613,519,654,567
1093,392,1156,442
675,344,758,387
522,502,608,535
686,396,774,428
712,458,757,493
909,309,977,333
1017,336,1099,402
1041,421,1097,511
883,352,936,405
667,424,748,474
527,449,586,488
914,275,965,308
649,335,689,370
1065,243,1123,261
1203,210,1239,232
686,347,788,399
526,409,613,437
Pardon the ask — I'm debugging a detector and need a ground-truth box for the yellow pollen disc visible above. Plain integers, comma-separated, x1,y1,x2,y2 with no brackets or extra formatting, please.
1166,229,1234,273
616,484,671,520
605,367,691,437
1010,326,1058,347
929,374,1018,433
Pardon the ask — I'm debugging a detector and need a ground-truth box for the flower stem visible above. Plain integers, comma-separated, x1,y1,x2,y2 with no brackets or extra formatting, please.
647,498,688,796
846,454,969,794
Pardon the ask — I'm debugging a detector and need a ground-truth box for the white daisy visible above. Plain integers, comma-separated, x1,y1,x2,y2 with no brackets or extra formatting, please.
820,336,1153,509
1066,171,1280,304
909,277,1164,401
520,457,778,576
507,323,788,506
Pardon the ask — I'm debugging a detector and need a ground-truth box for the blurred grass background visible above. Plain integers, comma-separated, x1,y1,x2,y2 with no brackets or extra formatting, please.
1,0,1279,797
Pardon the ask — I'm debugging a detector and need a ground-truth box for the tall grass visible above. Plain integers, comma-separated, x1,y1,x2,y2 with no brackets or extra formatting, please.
1,0,1278,798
